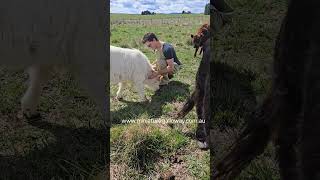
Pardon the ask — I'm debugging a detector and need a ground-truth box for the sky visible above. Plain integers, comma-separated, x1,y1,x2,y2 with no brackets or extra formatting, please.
110,0,210,14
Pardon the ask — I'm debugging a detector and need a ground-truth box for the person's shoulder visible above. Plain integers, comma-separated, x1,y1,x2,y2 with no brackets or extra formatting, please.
163,43,174,52
163,42,173,48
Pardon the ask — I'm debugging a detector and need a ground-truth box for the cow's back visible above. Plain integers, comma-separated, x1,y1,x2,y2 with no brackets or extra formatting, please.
110,46,151,83
0,0,106,66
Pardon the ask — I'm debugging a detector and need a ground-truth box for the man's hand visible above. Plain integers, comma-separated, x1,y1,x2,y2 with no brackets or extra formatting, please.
166,59,174,74
151,62,157,69
152,65,157,71
148,70,159,79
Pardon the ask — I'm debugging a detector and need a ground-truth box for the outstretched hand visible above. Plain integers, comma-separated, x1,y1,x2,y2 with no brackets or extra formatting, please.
148,70,159,79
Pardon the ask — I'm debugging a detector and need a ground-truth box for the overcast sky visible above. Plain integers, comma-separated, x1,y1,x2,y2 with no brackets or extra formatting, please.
110,0,210,14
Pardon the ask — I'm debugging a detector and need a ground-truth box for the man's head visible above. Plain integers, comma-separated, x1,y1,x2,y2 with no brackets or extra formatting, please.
142,32,159,50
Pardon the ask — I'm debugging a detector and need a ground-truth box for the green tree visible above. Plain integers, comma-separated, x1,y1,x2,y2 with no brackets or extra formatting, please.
204,3,210,15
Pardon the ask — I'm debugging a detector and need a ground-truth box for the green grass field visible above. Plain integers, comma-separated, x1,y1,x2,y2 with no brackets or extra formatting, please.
111,13,206,20
211,0,287,179
0,66,107,179
110,12,210,179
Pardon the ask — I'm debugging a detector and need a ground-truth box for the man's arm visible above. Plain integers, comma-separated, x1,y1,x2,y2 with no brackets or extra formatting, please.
148,58,174,79
158,58,174,75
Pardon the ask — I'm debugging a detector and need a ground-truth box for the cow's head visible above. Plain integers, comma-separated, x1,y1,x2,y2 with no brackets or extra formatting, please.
191,34,202,49
145,70,161,91
144,76,161,91
191,25,210,49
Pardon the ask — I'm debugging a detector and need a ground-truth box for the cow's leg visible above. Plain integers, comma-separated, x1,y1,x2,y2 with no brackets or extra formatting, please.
274,105,301,180
116,82,124,100
175,89,197,118
196,112,208,149
75,65,108,127
196,89,208,149
72,20,108,126
201,75,211,149
213,94,287,179
134,81,147,102
194,48,199,57
199,47,203,55
21,65,51,118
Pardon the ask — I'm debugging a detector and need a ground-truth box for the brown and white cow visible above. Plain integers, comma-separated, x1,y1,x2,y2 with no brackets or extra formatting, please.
191,23,210,57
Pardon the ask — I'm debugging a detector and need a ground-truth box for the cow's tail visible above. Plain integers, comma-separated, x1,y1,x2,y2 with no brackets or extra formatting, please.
175,89,198,119
212,94,285,179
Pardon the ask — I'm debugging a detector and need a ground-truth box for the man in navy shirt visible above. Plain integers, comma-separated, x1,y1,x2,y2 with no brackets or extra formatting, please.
142,32,182,86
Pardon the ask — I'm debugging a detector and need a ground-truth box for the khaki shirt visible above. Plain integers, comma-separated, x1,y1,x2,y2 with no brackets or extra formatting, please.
154,41,181,85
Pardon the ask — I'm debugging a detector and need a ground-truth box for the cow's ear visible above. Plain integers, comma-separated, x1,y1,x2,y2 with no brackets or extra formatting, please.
191,34,194,38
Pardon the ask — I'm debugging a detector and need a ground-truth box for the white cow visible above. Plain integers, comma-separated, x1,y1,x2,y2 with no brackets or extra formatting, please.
110,46,160,102
1,0,108,127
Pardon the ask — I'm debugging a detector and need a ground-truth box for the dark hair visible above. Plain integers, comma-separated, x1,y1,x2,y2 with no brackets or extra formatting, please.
142,32,158,43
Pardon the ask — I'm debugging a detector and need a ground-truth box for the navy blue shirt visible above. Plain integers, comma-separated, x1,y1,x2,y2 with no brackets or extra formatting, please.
162,43,182,65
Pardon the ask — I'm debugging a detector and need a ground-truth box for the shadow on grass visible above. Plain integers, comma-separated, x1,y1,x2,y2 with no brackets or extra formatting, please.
0,119,109,180
210,61,257,130
209,61,267,177
111,80,190,124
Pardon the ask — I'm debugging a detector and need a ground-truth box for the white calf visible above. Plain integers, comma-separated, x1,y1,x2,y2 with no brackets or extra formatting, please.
110,46,160,102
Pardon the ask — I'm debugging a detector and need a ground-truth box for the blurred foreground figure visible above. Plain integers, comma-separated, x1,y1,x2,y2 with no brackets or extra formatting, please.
213,1,320,179
210,0,234,31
